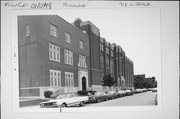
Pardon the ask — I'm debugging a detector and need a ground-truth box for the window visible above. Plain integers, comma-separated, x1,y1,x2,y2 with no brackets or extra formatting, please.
50,24,58,37
65,32,71,43
64,49,73,65
82,30,86,34
50,69,61,87
100,43,104,51
106,58,109,68
100,55,104,69
49,43,60,62
65,72,74,87
78,55,87,68
25,24,30,37
106,47,109,55
79,40,84,49
111,51,114,58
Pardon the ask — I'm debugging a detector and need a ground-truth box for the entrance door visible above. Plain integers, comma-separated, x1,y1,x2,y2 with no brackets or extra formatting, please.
82,77,86,91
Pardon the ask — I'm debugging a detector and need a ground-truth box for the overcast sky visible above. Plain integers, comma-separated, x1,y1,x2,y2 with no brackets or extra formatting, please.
57,8,161,80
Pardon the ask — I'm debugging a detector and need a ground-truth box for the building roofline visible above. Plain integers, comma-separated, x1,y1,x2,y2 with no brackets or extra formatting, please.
54,15,88,38
80,21,100,32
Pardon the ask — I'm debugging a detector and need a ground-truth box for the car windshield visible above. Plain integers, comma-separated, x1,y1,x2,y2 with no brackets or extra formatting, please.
56,94,68,99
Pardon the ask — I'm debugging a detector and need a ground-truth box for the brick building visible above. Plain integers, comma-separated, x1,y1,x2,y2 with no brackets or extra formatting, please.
18,15,134,98
18,15,90,98
74,18,134,91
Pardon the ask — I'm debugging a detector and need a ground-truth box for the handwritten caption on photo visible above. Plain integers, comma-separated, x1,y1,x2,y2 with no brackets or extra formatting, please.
4,1,151,9
4,2,52,9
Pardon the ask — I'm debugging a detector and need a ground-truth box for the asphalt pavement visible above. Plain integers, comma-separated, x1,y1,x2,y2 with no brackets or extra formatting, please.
85,91,157,107
21,91,157,109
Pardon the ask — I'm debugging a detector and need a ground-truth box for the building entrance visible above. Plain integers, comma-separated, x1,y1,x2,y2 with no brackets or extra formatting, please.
82,77,86,91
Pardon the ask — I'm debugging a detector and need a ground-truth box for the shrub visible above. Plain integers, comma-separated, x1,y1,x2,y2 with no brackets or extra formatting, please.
77,90,88,95
44,91,53,98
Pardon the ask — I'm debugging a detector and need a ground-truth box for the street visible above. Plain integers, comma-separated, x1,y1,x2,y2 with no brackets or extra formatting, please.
21,91,157,109
85,91,156,107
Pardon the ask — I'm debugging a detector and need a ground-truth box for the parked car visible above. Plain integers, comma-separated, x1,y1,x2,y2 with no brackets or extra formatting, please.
134,89,143,93
152,88,157,92
106,91,118,99
147,88,153,91
88,92,108,103
117,90,126,97
124,90,133,96
40,93,88,108
142,88,147,92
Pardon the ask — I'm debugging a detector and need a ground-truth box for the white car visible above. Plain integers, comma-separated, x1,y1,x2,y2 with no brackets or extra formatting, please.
134,89,143,93
107,91,118,99
40,93,89,108
117,90,126,97
125,90,133,96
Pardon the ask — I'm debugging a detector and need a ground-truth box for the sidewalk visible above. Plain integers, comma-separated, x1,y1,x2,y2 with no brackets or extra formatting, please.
19,97,49,107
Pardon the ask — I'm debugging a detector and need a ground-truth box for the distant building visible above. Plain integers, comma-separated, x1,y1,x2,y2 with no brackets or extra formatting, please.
134,74,146,80
18,15,134,98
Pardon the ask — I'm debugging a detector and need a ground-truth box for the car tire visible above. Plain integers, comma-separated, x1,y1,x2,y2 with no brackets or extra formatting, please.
61,103,67,108
79,101,84,107
96,98,100,103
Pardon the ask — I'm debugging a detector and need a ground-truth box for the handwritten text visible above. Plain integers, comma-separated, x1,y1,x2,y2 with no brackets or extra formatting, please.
63,2,86,8
119,2,151,7
4,2,52,9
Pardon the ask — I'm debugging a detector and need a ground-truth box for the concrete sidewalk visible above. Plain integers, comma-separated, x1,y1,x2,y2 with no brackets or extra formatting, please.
19,98,49,107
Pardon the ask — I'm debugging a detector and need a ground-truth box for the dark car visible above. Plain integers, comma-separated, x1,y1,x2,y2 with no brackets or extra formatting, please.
77,90,96,96
88,92,109,103
152,88,157,92
125,90,133,96
117,90,126,97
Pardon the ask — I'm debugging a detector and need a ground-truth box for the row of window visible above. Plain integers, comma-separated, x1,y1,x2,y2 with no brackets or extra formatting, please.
25,24,84,49
49,43,87,68
50,69,74,87
100,43,114,57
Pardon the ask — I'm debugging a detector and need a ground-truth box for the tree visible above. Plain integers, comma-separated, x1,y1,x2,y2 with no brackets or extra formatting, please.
134,76,144,89
134,76,157,89
101,74,115,87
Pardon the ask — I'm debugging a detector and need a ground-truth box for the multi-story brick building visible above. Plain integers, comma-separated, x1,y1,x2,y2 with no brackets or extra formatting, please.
18,15,90,98
18,15,134,98
73,19,103,91
74,18,134,91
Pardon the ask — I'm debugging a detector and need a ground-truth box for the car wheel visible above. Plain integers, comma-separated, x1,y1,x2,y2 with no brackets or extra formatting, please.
79,101,84,107
96,98,100,103
61,103,67,108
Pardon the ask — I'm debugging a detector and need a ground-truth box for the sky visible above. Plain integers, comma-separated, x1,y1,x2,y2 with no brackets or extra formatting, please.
57,8,161,81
